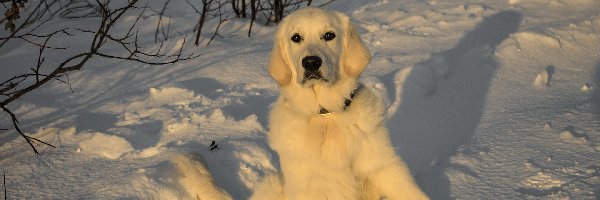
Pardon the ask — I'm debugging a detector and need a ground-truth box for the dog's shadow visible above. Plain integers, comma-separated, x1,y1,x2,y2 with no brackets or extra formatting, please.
592,62,600,117
385,11,523,199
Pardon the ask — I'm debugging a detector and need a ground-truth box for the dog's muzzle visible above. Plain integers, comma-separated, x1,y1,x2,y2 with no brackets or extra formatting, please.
302,56,323,81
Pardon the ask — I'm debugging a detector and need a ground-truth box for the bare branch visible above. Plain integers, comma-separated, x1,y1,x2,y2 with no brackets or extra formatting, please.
0,0,198,154
3,172,6,200
194,0,212,46
1,105,55,154
0,0,63,48
207,2,226,46
1,0,329,154
154,0,170,43
248,0,257,37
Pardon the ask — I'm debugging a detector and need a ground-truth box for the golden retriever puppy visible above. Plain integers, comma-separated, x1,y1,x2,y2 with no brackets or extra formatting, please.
251,7,429,200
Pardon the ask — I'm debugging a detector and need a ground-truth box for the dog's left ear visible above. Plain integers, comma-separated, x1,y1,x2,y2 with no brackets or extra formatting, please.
337,12,371,78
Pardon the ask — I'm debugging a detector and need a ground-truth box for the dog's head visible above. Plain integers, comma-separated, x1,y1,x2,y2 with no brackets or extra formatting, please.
268,7,371,87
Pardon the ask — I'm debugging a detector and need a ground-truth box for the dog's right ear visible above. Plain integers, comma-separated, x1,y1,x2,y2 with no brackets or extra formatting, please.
268,33,292,86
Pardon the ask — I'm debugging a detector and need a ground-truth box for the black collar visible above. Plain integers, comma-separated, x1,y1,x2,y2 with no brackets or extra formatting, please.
318,85,360,115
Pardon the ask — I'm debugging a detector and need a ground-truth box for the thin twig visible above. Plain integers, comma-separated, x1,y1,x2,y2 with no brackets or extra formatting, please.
3,172,6,200
206,2,225,46
1,105,55,154
1,0,202,154
154,0,170,42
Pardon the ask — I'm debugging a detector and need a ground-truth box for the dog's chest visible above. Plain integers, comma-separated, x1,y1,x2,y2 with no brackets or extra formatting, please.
275,114,358,162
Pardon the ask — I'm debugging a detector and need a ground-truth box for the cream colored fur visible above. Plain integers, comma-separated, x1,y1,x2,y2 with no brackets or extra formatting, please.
169,152,232,200
251,7,429,200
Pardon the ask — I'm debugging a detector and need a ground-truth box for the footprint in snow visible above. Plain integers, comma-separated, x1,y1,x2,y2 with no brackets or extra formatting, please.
559,125,591,145
533,65,555,87
580,82,593,92
517,171,565,197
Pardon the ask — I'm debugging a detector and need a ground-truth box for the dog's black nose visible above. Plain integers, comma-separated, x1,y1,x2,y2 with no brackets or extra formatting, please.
302,56,322,72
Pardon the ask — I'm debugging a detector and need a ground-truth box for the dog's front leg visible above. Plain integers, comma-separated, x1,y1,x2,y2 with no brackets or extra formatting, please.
362,161,429,200
352,127,430,200
279,156,360,200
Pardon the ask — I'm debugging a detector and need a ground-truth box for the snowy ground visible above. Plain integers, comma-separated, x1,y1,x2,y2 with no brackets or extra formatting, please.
1,0,600,199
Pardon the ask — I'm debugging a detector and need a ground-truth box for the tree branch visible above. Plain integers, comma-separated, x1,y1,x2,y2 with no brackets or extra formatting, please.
1,0,328,154
1,105,55,154
3,172,6,200
0,0,198,154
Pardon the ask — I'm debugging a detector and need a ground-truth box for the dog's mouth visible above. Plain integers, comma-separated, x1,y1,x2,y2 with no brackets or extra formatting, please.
305,72,323,80
302,71,329,85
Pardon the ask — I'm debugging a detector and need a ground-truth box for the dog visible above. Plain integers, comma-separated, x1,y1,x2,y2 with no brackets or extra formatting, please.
250,7,429,200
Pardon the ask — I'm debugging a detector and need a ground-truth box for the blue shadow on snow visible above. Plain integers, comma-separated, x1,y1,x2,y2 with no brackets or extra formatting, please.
387,10,523,199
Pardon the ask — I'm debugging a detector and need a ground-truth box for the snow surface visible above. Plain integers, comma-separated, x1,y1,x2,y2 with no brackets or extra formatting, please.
1,0,600,199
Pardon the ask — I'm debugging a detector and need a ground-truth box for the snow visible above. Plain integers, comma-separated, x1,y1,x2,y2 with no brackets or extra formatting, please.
1,0,600,199
78,131,135,159
533,65,554,87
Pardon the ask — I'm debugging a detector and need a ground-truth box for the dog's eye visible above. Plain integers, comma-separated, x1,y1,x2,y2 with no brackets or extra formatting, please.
323,31,336,41
291,33,302,43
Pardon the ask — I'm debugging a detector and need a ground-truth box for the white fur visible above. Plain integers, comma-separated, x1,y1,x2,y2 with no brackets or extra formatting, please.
169,152,232,200
251,7,429,200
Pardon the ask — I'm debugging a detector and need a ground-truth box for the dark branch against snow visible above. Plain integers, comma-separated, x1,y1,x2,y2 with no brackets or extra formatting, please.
0,0,198,154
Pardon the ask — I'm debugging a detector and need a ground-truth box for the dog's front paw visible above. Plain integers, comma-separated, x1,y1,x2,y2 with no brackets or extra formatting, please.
289,190,358,200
